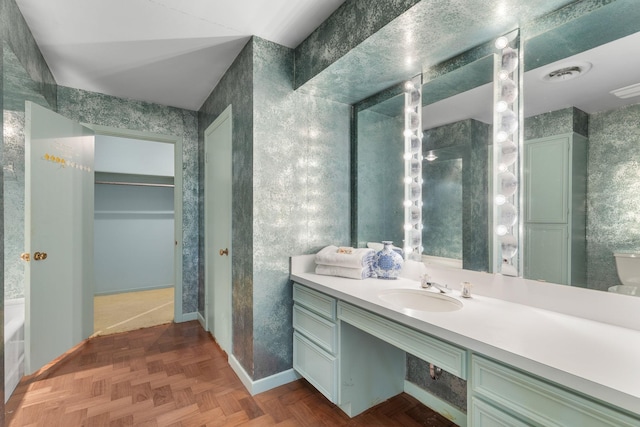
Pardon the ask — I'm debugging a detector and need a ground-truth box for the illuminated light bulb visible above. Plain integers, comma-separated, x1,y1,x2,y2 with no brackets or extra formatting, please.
495,100,508,113
499,202,518,227
500,140,518,167
501,48,519,73
501,78,518,103
498,70,510,81
498,163,508,173
425,151,438,161
403,200,413,208
405,106,415,114
499,109,518,134
496,131,508,142
411,158,421,175
408,89,421,106
500,234,518,258
411,233,421,245
404,246,414,254
403,129,414,138
404,80,415,92
499,171,518,197
408,111,420,128
495,194,506,205
495,36,509,50
410,183,421,198
496,225,508,236
404,176,413,184
404,223,413,231
404,153,412,160
410,135,421,153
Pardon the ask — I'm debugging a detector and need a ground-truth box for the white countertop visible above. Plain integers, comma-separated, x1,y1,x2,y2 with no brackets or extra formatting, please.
291,258,640,415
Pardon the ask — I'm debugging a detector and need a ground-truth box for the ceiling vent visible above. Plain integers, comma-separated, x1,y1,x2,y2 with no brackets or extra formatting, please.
540,61,592,83
610,82,640,99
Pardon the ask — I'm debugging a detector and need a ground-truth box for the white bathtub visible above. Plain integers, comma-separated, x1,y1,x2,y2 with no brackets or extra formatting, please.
5,298,25,403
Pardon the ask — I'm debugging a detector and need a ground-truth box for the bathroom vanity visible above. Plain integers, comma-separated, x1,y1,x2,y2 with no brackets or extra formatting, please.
290,255,640,426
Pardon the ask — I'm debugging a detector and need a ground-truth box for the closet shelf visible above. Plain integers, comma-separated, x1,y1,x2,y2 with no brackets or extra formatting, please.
94,210,174,216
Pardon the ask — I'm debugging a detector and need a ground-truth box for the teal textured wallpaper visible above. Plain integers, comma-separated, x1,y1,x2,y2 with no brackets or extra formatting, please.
252,37,350,379
198,39,255,376
587,104,640,292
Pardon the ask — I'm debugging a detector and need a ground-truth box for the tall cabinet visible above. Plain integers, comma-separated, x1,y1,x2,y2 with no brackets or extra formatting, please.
523,132,587,285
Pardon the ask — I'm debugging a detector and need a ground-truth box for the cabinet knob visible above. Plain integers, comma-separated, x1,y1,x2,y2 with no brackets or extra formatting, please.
219,248,229,256
20,252,30,262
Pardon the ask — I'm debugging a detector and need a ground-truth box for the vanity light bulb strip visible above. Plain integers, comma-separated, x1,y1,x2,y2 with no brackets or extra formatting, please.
493,31,521,275
403,75,423,261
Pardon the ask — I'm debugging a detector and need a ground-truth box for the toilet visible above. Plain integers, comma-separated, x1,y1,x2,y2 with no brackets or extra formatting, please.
608,253,640,296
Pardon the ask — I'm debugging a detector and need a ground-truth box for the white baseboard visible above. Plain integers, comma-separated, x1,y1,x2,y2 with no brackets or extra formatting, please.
404,380,467,427
178,312,198,322
197,312,206,329
229,355,300,396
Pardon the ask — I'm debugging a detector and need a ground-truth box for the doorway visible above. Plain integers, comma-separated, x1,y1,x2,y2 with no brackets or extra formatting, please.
204,105,233,354
92,134,176,336
90,126,183,335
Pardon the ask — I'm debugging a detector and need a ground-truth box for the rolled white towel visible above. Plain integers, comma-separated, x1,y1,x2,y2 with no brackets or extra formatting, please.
315,245,374,268
315,264,371,280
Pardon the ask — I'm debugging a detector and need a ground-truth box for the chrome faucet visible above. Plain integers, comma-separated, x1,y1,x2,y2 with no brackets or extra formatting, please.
425,281,451,293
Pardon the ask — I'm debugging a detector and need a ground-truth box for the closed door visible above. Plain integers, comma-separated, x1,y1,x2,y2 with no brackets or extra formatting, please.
24,101,95,373
204,106,232,354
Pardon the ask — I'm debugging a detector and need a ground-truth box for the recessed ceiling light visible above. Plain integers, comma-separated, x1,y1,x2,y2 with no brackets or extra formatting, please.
540,61,592,83
610,82,640,99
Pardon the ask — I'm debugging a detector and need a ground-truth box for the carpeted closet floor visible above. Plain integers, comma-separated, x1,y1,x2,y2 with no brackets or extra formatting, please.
93,287,174,336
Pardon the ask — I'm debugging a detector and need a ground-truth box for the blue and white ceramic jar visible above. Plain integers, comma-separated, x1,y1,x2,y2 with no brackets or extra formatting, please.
373,241,404,280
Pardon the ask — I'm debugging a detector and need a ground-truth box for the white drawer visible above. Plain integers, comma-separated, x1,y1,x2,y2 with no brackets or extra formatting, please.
293,283,336,320
471,355,640,427
293,304,338,353
338,301,467,379
470,397,529,427
293,331,338,403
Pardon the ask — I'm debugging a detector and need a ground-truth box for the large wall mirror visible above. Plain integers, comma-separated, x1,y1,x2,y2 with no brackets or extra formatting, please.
520,1,640,294
354,43,494,272
353,1,640,297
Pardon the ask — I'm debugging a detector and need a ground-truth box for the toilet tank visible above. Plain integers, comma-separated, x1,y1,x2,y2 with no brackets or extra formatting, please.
614,253,640,285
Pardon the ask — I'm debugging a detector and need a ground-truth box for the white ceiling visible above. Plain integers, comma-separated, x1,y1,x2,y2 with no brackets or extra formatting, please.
423,31,640,129
14,0,346,110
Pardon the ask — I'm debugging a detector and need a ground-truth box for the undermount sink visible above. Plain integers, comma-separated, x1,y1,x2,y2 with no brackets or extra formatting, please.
377,289,463,312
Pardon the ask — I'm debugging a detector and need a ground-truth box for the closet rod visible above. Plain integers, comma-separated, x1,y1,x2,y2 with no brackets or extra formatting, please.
95,180,174,188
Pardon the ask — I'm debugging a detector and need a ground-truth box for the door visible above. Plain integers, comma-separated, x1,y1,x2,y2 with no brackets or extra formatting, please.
204,106,232,354
24,101,95,374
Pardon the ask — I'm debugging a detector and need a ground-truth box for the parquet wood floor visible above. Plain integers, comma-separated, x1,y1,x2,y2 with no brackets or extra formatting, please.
6,321,458,426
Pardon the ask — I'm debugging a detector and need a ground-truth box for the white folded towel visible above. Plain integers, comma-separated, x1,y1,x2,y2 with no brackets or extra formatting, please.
315,265,371,280
315,245,375,269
